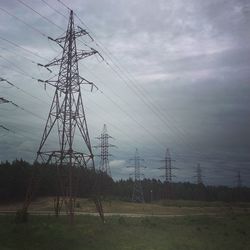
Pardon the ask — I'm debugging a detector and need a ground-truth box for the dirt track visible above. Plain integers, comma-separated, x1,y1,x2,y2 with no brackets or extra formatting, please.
0,210,245,218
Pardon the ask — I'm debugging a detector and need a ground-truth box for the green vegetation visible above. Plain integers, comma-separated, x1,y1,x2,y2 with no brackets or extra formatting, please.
1,160,250,249
1,160,250,204
0,214,249,250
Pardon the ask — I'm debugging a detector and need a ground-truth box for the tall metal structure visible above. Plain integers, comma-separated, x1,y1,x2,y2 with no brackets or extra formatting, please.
236,170,242,188
128,149,145,203
159,148,173,183
95,124,115,177
158,148,175,199
196,163,203,185
21,10,104,223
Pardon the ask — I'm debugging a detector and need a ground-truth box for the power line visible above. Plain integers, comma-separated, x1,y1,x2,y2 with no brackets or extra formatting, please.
16,0,64,31
69,3,213,159
0,64,54,102
56,1,202,151
41,0,250,171
1,1,249,180
56,0,71,12
0,124,10,132
85,98,153,152
80,63,167,150
36,0,171,164
41,0,68,20
0,36,48,61
0,97,46,121
0,54,37,80
98,88,165,150
0,77,48,104
0,45,39,65
0,6,47,37
96,44,206,157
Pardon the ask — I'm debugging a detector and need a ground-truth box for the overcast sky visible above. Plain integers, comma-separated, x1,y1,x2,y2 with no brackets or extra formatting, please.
0,0,250,186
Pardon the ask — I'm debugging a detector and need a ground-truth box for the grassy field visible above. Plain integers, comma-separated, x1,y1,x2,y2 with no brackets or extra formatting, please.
0,214,249,250
1,197,250,216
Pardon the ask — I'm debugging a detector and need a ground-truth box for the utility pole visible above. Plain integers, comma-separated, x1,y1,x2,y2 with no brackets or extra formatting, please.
128,149,145,203
158,148,175,199
20,10,104,224
95,124,115,177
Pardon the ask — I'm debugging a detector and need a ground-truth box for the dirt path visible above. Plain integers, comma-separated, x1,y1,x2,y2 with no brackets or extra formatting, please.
0,210,239,218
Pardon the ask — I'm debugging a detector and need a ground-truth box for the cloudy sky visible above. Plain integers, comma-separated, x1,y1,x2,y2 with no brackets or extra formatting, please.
0,0,249,186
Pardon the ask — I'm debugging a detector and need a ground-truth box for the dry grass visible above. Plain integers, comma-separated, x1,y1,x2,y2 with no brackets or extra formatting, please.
0,197,249,216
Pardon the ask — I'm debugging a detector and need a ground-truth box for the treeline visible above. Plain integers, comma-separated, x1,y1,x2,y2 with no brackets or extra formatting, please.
0,160,250,203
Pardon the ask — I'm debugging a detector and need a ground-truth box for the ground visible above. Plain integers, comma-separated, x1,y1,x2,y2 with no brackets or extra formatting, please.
0,197,249,216
0,198,250,249
0,214,250,250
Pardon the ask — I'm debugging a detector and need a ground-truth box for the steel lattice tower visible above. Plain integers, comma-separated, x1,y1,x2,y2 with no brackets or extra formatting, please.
128,149,145,203
21,10,104,223
236,170,242,188
95,124,115,177
158,148,174,199
196,163,203,185
159,148,173,183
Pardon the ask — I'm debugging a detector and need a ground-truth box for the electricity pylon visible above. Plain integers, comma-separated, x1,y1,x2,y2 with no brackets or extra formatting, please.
236,170,242,188
195,163,203,185
159,148,173,183
158,148,175,199
128,149,145,203
95,124,115,177
21,10,104,224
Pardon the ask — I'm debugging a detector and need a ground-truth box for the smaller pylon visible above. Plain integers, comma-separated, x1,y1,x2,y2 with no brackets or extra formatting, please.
236,170,242,188
195,163,203,185
95,124,115,177
127,149,146,203
158,148,175,199
159,149,174,183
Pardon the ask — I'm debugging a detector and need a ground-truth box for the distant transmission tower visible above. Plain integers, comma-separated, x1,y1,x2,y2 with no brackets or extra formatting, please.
236,170,242,188
195,163,203,185
158,148,175,199
21,10,104,223
128,149,145,203
95,124,115,177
